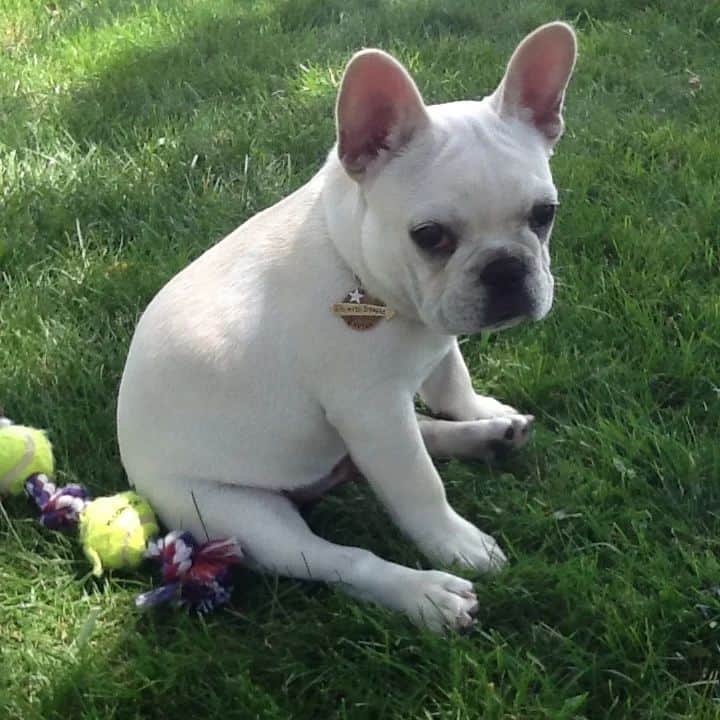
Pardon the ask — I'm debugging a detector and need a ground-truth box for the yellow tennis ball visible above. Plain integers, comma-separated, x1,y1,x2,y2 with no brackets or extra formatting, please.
0,425,54,496
79,491,159,576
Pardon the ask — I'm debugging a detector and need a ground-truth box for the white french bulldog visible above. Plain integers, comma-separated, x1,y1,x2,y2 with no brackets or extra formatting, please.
117,22,576,632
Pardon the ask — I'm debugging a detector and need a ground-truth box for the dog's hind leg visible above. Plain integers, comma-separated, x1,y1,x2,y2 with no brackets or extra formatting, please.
181,481,480,633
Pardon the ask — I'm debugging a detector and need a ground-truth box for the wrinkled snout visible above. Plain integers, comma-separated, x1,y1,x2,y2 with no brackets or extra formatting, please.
478,252,534,328
434,247,554,335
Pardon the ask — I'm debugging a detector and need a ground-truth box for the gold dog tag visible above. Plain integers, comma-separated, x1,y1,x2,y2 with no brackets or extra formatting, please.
331,288,395,330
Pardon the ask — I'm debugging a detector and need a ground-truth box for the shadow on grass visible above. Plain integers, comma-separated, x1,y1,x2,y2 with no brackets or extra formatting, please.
25,542,720,720
48,0,578,153
21,488,453,719
54,0,467,151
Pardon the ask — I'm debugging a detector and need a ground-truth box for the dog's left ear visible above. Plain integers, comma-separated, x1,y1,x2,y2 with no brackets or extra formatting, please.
491,22,577,145
336,49,429,179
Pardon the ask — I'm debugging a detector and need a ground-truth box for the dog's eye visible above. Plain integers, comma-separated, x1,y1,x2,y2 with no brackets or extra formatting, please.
529,203,557,234
410,222,457,256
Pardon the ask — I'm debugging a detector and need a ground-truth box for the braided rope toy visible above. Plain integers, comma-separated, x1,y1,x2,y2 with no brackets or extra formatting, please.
136,532,243,613
2,414,243,614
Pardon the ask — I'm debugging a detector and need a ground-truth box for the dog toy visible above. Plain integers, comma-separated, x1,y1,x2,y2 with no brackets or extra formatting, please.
0,421,54,496
26,475,159,575
6,409,243,614
136,531,243,613
79,492,159,575
26,475,242,611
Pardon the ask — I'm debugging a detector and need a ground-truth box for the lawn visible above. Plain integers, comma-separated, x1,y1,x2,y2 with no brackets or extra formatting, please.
1,0,719,717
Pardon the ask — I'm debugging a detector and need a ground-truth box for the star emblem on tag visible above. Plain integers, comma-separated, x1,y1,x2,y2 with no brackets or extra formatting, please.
331,287,396,331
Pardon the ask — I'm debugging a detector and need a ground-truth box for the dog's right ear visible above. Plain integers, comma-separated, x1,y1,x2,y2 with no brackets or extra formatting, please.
336,50,429,180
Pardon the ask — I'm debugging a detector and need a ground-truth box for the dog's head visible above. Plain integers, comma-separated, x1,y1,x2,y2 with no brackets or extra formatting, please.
335,23,577,334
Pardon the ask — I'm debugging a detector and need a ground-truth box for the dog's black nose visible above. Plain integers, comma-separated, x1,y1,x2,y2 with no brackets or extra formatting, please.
479,254,533,328
479,255,528,289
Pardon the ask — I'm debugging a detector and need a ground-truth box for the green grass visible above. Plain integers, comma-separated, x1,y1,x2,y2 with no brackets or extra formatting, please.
1,0,719,717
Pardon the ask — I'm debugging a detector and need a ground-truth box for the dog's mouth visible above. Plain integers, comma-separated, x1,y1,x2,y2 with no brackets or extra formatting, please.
434,309,529,336
433,272,553,335
479,313,528,332
479,287,534,331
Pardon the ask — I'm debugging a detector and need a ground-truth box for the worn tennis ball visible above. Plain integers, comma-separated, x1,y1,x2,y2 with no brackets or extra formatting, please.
0,425,54,496
79,491,159,576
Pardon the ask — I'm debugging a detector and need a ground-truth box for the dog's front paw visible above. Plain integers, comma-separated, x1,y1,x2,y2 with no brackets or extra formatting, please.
403,571,479,633
483,414,534,461
418,512,507,573
438,414,532,462
468,394,519,420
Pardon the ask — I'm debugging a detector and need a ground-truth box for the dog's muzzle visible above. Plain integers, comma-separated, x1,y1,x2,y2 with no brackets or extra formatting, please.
478,253,533,327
